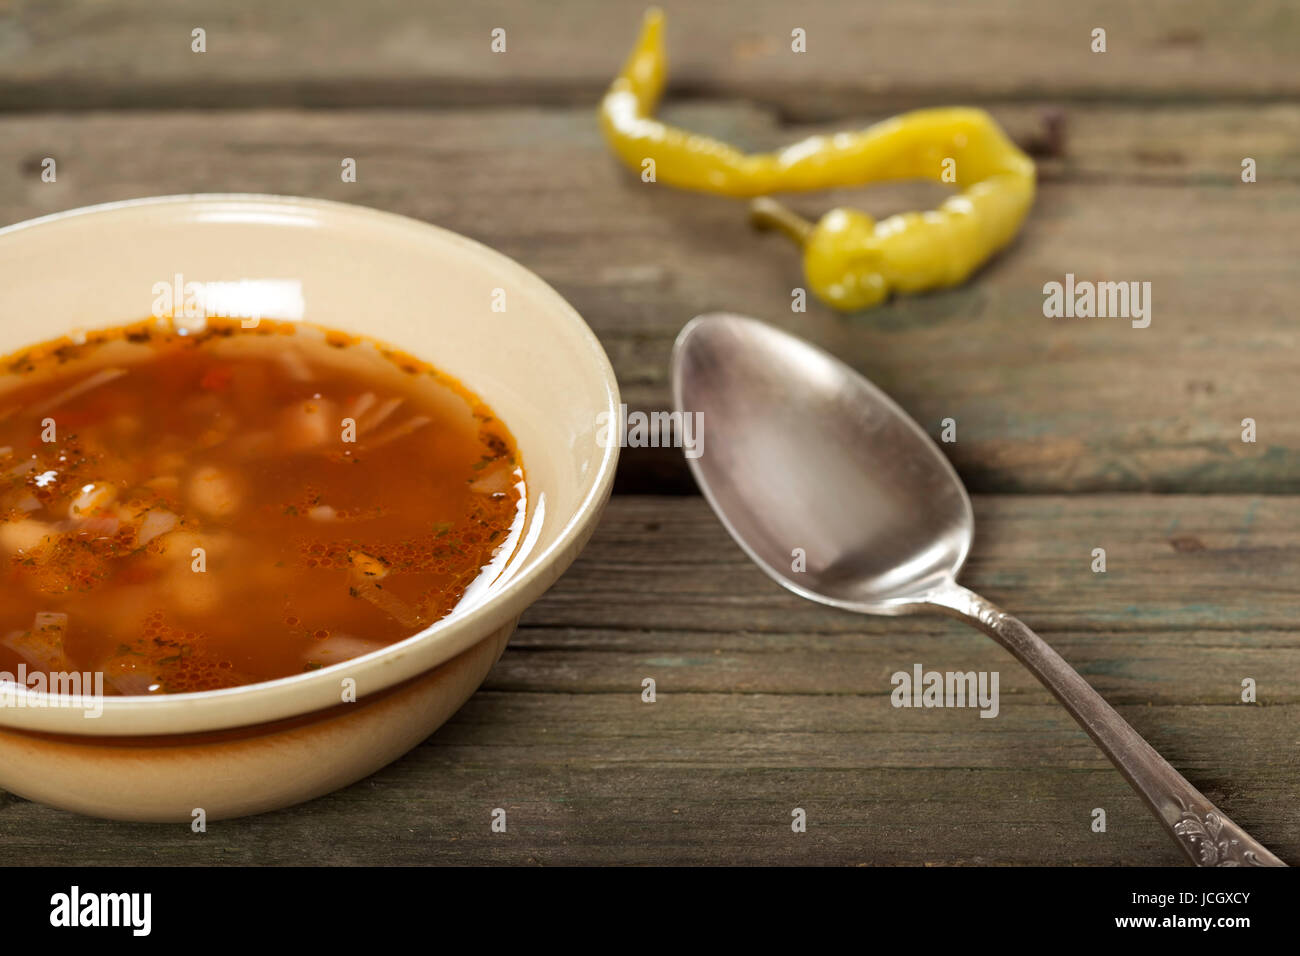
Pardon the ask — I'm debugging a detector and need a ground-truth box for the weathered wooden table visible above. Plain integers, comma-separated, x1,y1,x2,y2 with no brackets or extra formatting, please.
1,0,1296,865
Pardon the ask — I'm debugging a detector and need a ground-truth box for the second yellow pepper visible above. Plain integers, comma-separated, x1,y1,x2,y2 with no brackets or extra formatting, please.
599,10,1036,311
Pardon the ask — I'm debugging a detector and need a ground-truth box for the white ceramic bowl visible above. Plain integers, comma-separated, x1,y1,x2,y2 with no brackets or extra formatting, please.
0,195,619,820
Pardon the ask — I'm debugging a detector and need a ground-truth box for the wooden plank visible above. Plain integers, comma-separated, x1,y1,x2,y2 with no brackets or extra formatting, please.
2,106,1297,493
1,1,1298,112
0,494,1295,865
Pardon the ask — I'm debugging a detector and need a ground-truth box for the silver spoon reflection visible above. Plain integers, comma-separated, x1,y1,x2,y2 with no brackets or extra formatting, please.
672,312,1283,867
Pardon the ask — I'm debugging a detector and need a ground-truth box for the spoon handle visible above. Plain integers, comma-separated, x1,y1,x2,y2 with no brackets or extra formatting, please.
930,583,1285,866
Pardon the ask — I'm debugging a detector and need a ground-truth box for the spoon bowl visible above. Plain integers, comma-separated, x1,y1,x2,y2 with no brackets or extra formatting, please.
672,313,970,613
672,312,1285,867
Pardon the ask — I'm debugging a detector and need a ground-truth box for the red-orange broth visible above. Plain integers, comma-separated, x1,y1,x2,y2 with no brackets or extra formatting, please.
0,319,525,694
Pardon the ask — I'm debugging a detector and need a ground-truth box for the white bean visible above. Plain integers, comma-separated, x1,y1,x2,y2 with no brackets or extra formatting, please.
0,518,54,556
278,398,337,452
187,466,240,517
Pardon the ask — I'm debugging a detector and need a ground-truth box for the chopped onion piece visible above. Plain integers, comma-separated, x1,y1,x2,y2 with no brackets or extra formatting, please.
1,612,68,670
101,656,162,696
349,392,377,421
32,367,127,415
276,349,315,382
359,397,403,434
136,509,177,546
69,482,118,518
469,461,517,496
34,611,68,631
365,416,431,450
350,578,424,629
79,515,121,538
305,632,385,667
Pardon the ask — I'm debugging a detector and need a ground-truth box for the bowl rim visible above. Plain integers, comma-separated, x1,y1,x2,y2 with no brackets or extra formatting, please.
0,193,621,735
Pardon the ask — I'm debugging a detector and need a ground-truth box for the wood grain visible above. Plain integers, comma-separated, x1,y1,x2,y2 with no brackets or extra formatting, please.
2,0,1297,112
2,106,1297,493
0,1,1294,867
1,495,1295,865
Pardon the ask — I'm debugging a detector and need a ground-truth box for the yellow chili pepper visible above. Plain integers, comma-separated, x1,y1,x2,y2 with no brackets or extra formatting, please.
599,9,1036,311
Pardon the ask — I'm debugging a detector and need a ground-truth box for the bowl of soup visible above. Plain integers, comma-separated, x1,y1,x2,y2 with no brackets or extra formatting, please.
0,195,619,820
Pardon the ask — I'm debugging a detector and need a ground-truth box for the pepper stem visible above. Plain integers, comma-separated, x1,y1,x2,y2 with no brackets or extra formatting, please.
749,197,815,248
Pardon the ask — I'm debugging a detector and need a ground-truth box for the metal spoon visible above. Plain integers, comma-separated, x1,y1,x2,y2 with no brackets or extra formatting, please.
671,312,1284,866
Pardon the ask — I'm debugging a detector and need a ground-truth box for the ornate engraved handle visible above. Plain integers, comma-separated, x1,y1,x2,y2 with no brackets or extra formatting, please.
928,583,1285,866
